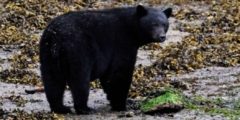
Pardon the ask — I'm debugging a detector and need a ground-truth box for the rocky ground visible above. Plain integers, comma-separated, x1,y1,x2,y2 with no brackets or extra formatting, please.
0,0,240,119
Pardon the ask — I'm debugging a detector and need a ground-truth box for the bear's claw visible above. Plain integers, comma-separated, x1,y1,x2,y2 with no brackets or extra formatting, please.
51,106,72,114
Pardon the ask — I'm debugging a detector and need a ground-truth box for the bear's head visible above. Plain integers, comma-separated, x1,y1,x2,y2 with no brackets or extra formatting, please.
136,5,172,44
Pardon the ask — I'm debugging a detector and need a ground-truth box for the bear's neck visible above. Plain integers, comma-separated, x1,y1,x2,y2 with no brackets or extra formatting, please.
116,8,152,48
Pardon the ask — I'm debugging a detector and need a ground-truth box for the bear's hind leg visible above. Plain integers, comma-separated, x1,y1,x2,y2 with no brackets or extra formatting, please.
67,61,95,115
41,64,72,114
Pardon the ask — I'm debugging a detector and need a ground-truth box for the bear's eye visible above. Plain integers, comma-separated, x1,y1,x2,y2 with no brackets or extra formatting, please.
152,23,160,26
162,23,167,27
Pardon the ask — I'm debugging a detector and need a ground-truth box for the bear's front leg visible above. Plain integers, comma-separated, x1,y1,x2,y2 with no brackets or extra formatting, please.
67,59,96,115
106,66,134,111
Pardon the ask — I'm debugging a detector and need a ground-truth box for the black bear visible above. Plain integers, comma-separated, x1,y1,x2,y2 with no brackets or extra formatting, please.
39,5,172,114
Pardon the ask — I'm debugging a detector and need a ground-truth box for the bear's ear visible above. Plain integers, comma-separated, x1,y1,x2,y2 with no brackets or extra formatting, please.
163,8,172,18
136,5,148,18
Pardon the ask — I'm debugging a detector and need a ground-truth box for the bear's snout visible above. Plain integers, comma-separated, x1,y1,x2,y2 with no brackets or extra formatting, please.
152,27,167,42
159,35,166,42
153,33,166,42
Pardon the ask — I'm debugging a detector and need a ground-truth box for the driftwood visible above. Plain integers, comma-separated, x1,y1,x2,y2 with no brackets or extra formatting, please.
25,87,44,94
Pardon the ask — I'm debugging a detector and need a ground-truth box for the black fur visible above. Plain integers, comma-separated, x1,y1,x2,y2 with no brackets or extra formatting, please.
40,5,172,114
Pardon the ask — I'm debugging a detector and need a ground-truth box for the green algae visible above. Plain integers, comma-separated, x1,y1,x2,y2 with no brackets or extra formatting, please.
140,87,184,113
184,95,240,119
